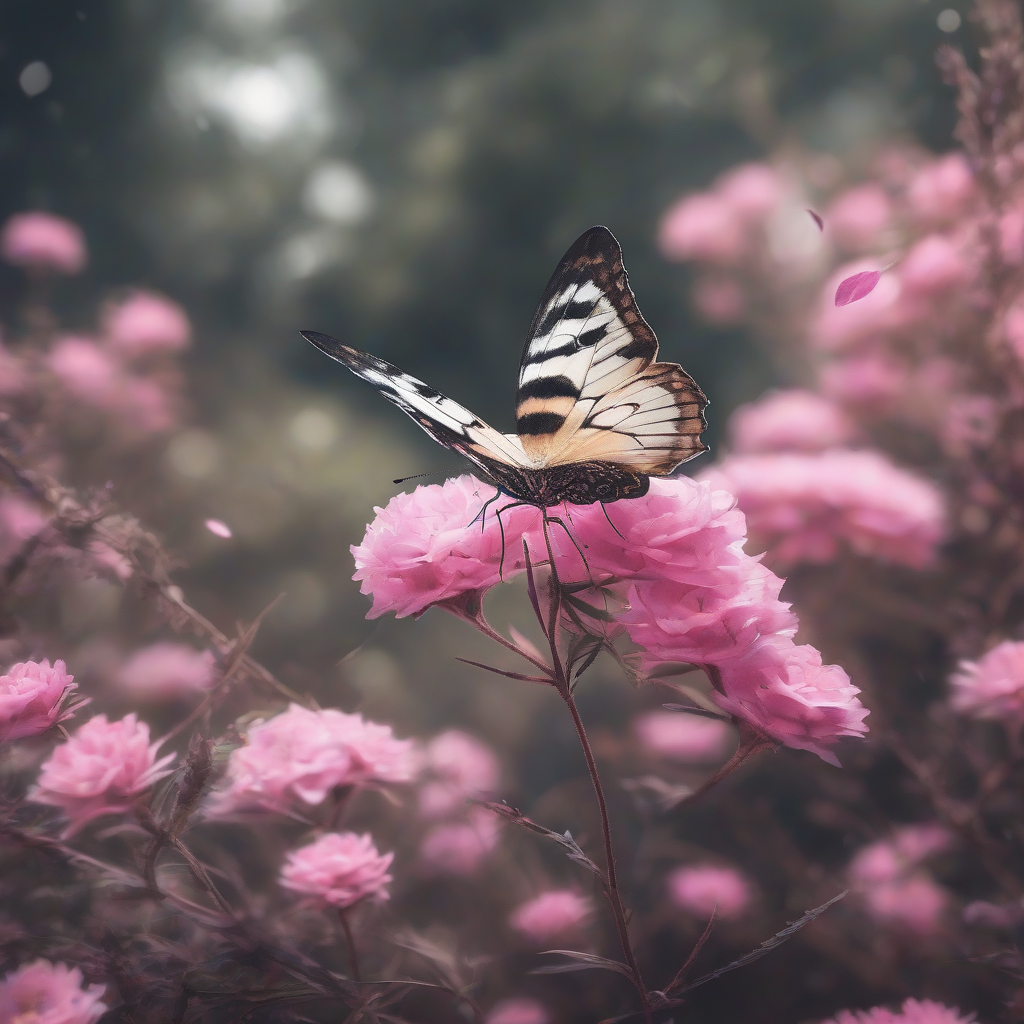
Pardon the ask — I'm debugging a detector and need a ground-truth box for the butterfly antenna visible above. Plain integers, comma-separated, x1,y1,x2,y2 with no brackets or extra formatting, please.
599,501,626,541
393,471,442,485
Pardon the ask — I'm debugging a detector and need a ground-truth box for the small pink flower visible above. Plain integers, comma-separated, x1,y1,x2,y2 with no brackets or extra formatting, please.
0,212,87,274
419,730,500,819
420,807,501,875
728,390,856,454
509,889,592,942
907,153,975,224
899,235,972,296
850,825,951,885
280,831,393,908
0,494,48,563
691,275,745,325
206,703,416,817
0,659,79,741
633,711,733,762
860,874,948,936
715,163,782,224
658,193,748,265
102,290,191,355
117,643,218,699
0,959,107,1024
819,353,905,407
47,336,120,405
668,864,752,920
822,999,975,1024
826,184,892,252
950,640,1024,722
486,999,550,1024
29,714,175,835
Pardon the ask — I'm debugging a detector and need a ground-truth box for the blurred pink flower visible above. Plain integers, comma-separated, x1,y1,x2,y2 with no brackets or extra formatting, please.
280,831,393,908
486,998,550,1024
419,730,499,819
0,659,79,741
728,390,856,453
826,184,892,251
633,710,733,762
29,713,175,835
351,475,542,619
509,889,592,942
942,395,999,457
668,864,752,920
0,959,107,1024
950,640,1024,722
822,999,975,1024
700,450,945,569
206,703,417,817
117,643,218,699
691,275,745,324
860,874,948,936
420,807,501,874
819,353,905,407
0,493,48,563
907,153,975,224
0,212,87,274
899,235,972,297
658,193,748,265
850,825,951,885
116,376,176,433
715,163,782,224
47,337,120,405
103,290,191,355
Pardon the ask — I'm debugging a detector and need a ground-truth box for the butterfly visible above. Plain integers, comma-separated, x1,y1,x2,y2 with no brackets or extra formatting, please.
301,226,708,508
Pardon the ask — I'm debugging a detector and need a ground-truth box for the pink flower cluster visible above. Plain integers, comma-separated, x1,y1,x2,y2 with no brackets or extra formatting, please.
0,659,79,741
419,807,503,876
0,212,87,274
509,889,592,942
418,729,499,819
821,999,975,1024
949,640,1024,723
354,475,868,763
728,390,856,454
667,863,753,921
0,959,107,1024
206,703,417,817
117,642,218,699
29,713,176,835
633,710,733,762
486,999,550,1024
280,831,393,908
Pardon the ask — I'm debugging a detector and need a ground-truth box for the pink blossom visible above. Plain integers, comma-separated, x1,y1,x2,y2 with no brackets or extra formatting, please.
633,710,733,762
29,713,175,835
715,163,782,224
819,353,905,407
486,998,550,1024
102,290,191,355
419,730,499,819
658,193,748,265
812,261,902,351
728,390,856,453
668,864,752,920
509,889,592,942
899,235,972,296
116,376,176,433
849,825,951,885
826,184,892,251
860,874,948,935
117,643,218,699
206,703,417,817
46,337,120,405
907,153,975,224
700,450,945,569
0,212,87,274
279,831,393,908
0,659,78,741
691,275,745,324
0,959,107,1024
351,475,542,619
420,807,501,874
0,494,48,563
950,640,1024,722
821,999,975,1024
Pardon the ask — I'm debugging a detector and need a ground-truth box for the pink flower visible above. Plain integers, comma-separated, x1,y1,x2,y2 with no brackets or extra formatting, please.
102,291,191,355
850,825,951,885
700,450,945,569
728,390,856,453
206,703,417,817
950,640,1024,722
907,153,975,224
0,959,107,1024
899,235,972,297
668,864,752,920
509,889,592,942
0,494,48,563
860,874,948,936
821,999,975,1024
351,475,542,619
47,337,120,405
280,831,393,908
116,376,177,433
0,212,87,274
715,163,782,224
419,730,499,819
0,659,79,741
633,710,733,762
420,807,501,874
819,353,905,407
691,275,746,324
826,184,892,251
942,395,999,457
486,999,550,1024
117,643,217,699
658,193,748,265
29,714,175,835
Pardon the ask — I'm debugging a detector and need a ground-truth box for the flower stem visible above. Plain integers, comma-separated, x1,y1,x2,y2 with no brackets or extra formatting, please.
338,909,362,983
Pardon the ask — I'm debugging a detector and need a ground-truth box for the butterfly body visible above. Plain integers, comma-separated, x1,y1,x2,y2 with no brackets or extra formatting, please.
301,226,707,508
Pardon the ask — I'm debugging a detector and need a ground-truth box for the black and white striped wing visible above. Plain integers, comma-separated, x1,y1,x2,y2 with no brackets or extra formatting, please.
514,226,707,473
300,331,530,478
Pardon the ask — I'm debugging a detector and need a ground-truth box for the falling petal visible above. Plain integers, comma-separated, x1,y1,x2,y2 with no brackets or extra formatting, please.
835,270,881,307
807,209,824,232
205,518,232,538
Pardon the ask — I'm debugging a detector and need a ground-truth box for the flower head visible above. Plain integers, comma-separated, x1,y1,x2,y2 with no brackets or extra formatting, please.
117,643,218,699
509,889,592,942
0,959,107,1024
0,495,48,564
103,290,191,355
0,212,87,274
821,999,975,1024
950,640,1024,723
633,711,733,762
280,831,393,908
419,730,499,819
668,864,752,920
420,807,501,875
826,184,892,252
0,659,79,741
486,999,550,1024
29,714,175,835
728,390,856,454
47,337,121,405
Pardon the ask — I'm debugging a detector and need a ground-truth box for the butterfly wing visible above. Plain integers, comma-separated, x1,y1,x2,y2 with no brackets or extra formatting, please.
514,226,707,472
300,331,530,480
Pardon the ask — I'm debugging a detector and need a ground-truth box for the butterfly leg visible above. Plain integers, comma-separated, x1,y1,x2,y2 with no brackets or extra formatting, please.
492,500,536,581
543,512,593,582
599,501,626,541
468,489,502,533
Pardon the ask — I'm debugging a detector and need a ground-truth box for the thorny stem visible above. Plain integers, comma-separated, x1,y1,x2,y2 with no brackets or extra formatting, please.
339,909,363,983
